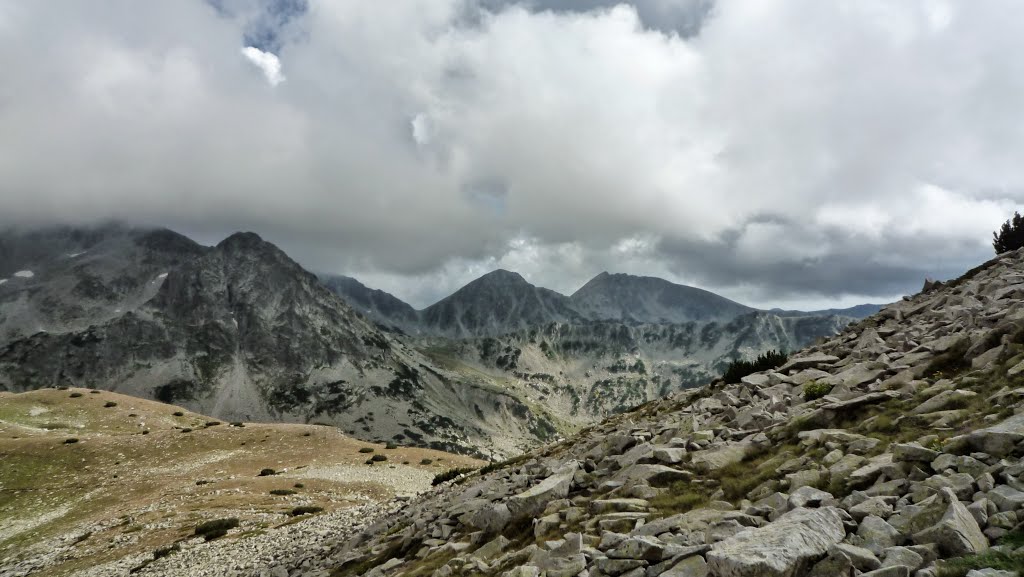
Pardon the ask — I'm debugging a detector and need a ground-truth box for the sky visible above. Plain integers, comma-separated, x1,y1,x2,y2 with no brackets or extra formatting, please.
1,1,1023,310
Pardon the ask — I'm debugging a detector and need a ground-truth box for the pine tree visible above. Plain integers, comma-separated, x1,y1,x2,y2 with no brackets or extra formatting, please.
993,212,1024,254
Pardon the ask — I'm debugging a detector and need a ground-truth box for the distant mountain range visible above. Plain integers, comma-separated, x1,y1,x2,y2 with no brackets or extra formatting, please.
0,223,884,457
320,270,880,338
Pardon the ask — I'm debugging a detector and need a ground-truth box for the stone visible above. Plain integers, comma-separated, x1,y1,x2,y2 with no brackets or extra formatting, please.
705,507,845,577
594,558,646,576
591,499,650,514
502,566,540,577
849,497,894,521
859,567,910,577
474,535,510,561
465,503,511,533
788,486,834,509
660,555,708,577
507,466,577,519
779,354,840,372
987,484,1024,512
608,536,669,562
892,443,940,463
690,443,749,473
856,515,904,555
653,447,687,464
913,390,977,415
912,488,988,556
880,546,924,571
831,543,881,572
614,464,691,486
966,570,1018,577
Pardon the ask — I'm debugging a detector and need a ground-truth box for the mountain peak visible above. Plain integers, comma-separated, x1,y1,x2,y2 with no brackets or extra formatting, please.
475,269,528,285
217,231,266,250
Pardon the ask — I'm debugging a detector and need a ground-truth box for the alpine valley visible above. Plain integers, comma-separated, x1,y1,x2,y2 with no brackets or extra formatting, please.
0,224,879,458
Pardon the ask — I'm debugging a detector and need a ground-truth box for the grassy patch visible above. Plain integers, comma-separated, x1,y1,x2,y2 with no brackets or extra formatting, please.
194,518,239,541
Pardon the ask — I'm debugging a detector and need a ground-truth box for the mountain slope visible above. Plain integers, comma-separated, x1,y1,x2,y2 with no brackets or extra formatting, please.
0,224,205,342
0,387,481,577
320,274,421,333
0,232,560,458
242,246,1024,577
419,269,585,338
569,271,754,324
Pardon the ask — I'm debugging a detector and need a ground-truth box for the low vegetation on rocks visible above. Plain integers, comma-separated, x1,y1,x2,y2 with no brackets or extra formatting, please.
193,518,239,541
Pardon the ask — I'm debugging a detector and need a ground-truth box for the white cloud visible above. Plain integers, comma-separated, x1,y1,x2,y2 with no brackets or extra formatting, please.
2,0,1024,308
241,45,285,86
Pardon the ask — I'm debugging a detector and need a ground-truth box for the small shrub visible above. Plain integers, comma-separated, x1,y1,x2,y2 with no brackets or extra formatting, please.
69,392,83,398
358,447,375,454
205,421,221,427
432,467,476,486
142,430,150,435
196,480,212,486
803,381,833,401
302,432,311,437
152,543,180,560
270,489,297,496
293,483,304,489
104,401,118,408
181,428,193,433
194,518,239,541
89,390,101,394
420,458,433,465
230,422,244,427
258,468,276,477
290,506,323,516
385,442,398,449
64,438,79,444
172,411,184,417
371,454,388,462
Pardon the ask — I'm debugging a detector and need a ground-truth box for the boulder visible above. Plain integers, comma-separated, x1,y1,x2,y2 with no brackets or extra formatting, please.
779,354,840,372
987,484,1024,512
661,555,708,577
690,443,749,473
507,466,577,520
705,507,845,577
912,488,988,556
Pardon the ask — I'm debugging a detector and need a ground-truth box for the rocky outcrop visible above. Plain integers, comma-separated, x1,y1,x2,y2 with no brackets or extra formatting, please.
212,246,1024,577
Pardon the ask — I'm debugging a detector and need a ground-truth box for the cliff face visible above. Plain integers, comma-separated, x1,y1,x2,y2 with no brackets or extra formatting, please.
278,247,1024,577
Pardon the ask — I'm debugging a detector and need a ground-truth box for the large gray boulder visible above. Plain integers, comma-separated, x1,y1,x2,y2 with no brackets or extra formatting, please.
506,464,577,519
705,507,845,577
912,488,988,556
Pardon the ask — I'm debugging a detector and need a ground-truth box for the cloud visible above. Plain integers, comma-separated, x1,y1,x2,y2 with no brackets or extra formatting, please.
1,0,1024,309
241,45,285,85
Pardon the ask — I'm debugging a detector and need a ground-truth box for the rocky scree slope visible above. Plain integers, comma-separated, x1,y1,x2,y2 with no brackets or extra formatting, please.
0,232,556,458
259,247,1024,577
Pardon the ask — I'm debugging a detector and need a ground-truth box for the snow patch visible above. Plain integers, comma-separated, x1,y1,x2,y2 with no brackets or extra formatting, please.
0,279,6,285
13,270,33,278
152,272,169,283
67,252,86,258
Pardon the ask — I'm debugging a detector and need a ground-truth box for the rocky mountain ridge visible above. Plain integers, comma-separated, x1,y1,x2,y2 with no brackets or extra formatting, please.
0,229,557,458
217,246,1024,577
324,268,880,339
